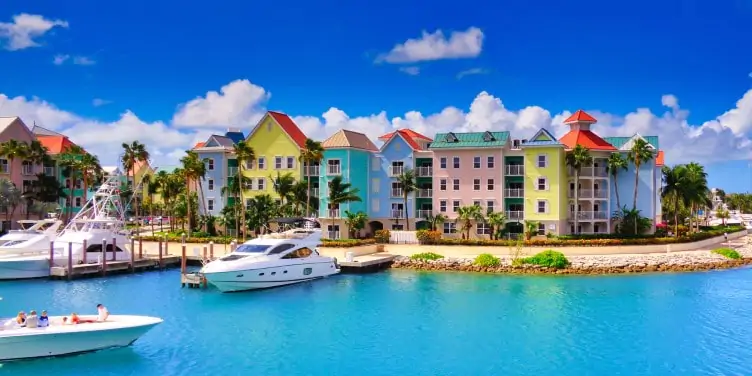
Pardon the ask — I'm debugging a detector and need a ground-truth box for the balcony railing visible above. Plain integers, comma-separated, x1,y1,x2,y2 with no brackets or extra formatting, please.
328,209,340,218
391,210,404,218
594,167,608,177
593,189,607,198
417,189,432,198
506,211,524,220
327,165,341,175
310,188,319,197
568,211,609,220
417,209,433,219
22,165,34,175
304,166,320,176
391,188,403,197
416,166,433,177
44,167,54,176
327,231,340,239
504,188,524,198
390,166,404,177
228,167,238,176
505,165,524,176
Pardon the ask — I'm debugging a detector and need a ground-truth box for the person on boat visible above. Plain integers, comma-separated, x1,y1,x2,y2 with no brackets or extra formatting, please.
62,316,70,325
16,311,26,327
97,304,109,322
38,310,49,327
70,313,81,324
26,310,39,328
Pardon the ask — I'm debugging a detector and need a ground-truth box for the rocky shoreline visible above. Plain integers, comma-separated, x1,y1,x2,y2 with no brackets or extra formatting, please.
390,243,752,275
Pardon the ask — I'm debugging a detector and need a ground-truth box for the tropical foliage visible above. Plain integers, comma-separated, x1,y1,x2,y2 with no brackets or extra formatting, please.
661,162,711,235
565,144,592,234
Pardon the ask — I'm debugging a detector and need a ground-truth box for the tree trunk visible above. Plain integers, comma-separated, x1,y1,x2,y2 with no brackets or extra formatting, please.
186,180,192,237
305,161,311,217
403,193,409,231
574,171,579,235
633,162,640,210
674,195,679,237
150,193,155,234
613,172,621,210
239,164,246,241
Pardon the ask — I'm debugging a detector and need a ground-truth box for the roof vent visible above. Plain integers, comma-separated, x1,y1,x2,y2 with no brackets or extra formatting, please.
482,131,495,142
445,132,458,143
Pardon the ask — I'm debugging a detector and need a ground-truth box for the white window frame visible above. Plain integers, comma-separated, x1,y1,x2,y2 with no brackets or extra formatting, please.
537,177,548,191
257,178,265,191
452,200,460,212
537,200,548,214
371,157,380,171
286,156,295,169
452,156,460,169
208,179,214,191
439,200,447,213
476,222,491,235
453,178,460,191
440,157,447,169
74,197,82,207
207,199,215,211
439,178,447,191
207,158,215,171
274,156,283,169
0,159,7,173
537,154,547,168
372,198,380,212
486,200,494,214
487,178,495,191
487,156,495,169
473,178,481,191
258,157,266,169
473,156,481,169
473,200,482,208
371,178,380,193
537,223,546,235
245,198,253,209
443,222,456,234
245,159,255,169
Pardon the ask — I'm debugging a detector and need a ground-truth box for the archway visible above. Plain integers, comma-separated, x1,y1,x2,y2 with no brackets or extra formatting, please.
367,221,384,237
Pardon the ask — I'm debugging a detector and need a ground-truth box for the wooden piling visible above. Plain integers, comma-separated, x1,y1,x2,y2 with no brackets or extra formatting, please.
181,234,187,275
49,241,54,268
127,237,134,272
67,242,73,281
112,237,117,262
164,236,169,259
203,245,208,262
209,242,214,259
82,239,87,264
158,236,164,269
138,236,143,259
101,238,108,276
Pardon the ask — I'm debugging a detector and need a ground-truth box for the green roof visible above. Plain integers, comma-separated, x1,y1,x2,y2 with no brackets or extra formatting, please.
429,131,509,149
603,135,659,150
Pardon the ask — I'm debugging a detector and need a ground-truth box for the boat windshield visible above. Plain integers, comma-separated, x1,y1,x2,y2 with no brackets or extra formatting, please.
234,244,271,253
0,240,25,247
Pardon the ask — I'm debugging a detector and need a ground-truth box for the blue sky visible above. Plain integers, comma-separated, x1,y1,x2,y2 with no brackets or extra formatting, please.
1,0,751,191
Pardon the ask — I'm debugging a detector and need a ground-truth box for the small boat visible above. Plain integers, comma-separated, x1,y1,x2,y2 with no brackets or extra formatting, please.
0,315,163,361
201,218,340,292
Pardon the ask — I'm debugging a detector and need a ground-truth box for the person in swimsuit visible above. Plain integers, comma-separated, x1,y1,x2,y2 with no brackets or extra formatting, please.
70,313,81,324
16,311,26,327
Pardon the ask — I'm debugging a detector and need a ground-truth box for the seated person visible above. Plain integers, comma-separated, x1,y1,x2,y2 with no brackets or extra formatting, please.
97,304,109,322
16,311,26,327
25,310,39,328
38,310,50,327
70,313,81,324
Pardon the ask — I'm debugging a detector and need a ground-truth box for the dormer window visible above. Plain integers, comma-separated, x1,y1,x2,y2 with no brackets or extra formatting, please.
482,131,495,142
445,132,458,143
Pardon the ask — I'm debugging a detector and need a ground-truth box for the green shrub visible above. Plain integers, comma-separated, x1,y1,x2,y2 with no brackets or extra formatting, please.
474,253,501,267
416,230,442,244
374,229,391,244
712,247,741,260
410,252,444,261
520,250,570,269
321,239,377,248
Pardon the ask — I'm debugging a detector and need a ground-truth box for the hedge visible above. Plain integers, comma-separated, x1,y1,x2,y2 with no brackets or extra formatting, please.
135,235,376,247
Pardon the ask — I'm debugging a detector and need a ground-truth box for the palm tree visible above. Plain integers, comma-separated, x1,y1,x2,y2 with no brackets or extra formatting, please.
523,220,540,240
23,173,66,219
426,212,446,231
683,162,710,232
327,176,362,238
299,138,324,217
0,140,29,184
486,211,507,240
344,210,368,238
221,173,252,236
456,204,484,240
290,181,310,216
606,152,628,211
0,178,23,222
270,172,296,206
180,150,207,236
233,141,256,240
395,169,417,230
121,141,150,219
717,208,730,226
565,144,592,234
627,138,655,210
78,153,102,204
661,165,686,236
59,144,86,221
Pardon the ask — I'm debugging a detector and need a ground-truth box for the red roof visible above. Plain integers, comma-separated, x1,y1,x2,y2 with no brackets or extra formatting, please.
36,135,78,154
564,110,597,124
377,129,432,150
558,130,617,151
655,150,664,166
193,142,205,149
268,111,307,148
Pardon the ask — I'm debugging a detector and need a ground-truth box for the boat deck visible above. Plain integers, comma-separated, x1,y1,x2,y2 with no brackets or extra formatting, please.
338,253,396,272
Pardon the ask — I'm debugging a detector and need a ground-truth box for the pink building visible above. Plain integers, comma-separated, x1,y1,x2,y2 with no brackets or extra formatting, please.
0,117,41,229
429,131,509,236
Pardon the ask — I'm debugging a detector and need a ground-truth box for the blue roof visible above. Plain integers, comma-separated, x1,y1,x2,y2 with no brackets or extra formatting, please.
225,131,245,144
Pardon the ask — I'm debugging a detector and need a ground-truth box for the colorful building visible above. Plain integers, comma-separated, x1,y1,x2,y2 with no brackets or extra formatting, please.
193,129,245,217
32,125,88,216
0,117,40,229
319,130,378,238
520,128,567,236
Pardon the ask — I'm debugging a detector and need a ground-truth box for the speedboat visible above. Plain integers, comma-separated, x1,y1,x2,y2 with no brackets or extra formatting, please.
200,218,340,292
0,315,163,361
0,219,62,255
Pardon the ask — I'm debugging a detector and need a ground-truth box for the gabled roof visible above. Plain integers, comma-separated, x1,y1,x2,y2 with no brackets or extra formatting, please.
558,130,617,151
429,131,509,149
36,135,78,154
224,131,245,144
31,124,64,137
193,142,206,149
603,134,660,150
203,135,234,148
655,150,665,167
521,128,562,147
563,110,597,124
377,129,431,151
0,117,19,133
322,129,378,151
267,111,307,148
0,117,35,141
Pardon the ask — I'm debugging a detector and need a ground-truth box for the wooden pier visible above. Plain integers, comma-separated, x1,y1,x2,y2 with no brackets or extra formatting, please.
50,256,180,279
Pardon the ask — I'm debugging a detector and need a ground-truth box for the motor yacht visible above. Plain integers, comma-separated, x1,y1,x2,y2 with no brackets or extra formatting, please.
0,314,162,361
0,175,132,280
201,218,340,292
0,219,62,255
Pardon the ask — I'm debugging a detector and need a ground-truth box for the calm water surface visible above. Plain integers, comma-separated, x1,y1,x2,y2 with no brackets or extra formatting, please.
1,268,751,376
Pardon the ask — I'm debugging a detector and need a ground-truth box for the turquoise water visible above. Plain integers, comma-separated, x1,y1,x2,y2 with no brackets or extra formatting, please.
2,268,752,375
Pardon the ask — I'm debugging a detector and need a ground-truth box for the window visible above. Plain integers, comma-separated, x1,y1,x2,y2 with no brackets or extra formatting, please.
473,156,481,169
372,198,380,212
327,159,341,175
391,182,403,197
245,159,255,169
487,156,495,168
258,157,266,169
245,198,253,209
268,244,296,255
371,178,380,193
537,177,547,190
486,200,494,214
391,161,404,176
453,156,460,168
303,268,313,275
72,197,81,207
537,223,546,236
440,157,447,169
453,179,460,191
537,154,547,168
476,222,491,235
392,224,404,230
75,179,82,189
443,222,456,234
473,200,481,207
327,225,340,239
0,159,7,173
439,179,447,191
371,157,380,171
487,179,495,191
207,199,215,211
453,200,460,212
281,247,314,259
65,179,70,188
440,200,447,213
257,178,265,190
286,157,295,169
473,179,481,191
208,179,214,191
275,156,283,169
537,200,548,214
594,223,601,233
207,159,215,170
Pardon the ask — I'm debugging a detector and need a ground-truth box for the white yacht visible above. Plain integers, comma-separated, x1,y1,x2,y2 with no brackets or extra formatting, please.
0,175,132,280
0,219,63,255
201,218,340,292
0,314,162,361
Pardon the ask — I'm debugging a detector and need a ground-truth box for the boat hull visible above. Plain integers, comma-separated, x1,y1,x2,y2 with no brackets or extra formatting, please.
0,256,49,280
204,261,340,293
0,315,162,361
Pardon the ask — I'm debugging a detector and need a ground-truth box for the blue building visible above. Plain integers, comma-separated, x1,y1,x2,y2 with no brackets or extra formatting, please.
194,129,245,218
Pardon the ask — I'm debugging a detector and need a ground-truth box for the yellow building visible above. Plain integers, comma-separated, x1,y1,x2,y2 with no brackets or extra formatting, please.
241,111,309,204
521,128,568,236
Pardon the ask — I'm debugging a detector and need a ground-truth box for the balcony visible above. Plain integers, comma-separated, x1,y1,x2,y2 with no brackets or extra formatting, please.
328,209,340,217
44,167,55,176
568,211,609,220
391,188,403,197
391,210,404,218
327,165,341,175
417,209,433,218
594,167,608,177
390,166,404,177
310,188,320,197
228,167,239,176
505,165,524,176
22,165,34,176
304,165,320,176
327,231,340,239
504,188,524,198
417,189,432,198
416,166,433,177
506,211,524,220
568,189,607,199
593,189,607,198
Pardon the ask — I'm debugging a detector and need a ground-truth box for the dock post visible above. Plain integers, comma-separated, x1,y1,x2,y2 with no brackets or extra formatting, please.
209,241,214,259
138,236,143,260
112,237,117,262
127,236,134,272
49,241,54,269
164,235,169,261
67,242,73,281
203,245,208,263
101,238,108,276
158,236,164,270
82,239,87,264
158,237,163,267
181,234,187,275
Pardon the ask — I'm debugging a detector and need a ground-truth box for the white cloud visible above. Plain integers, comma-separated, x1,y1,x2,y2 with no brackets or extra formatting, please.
457,68,489,79
53,54,69,65
0,13,68,51
72,56,95,65
377,27,484,64
92,98,111,107
399,66,420,75
1,79,751,169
